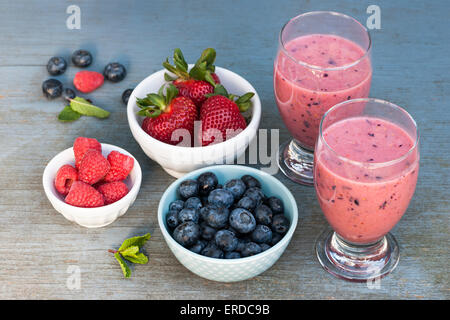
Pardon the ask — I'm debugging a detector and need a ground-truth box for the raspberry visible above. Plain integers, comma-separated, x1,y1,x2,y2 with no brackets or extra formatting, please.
103,151,134,182
96,181,129,205
54,164,78,195
73,137,102,169
73,71,104,93
65,181,105,208
78,149,110,185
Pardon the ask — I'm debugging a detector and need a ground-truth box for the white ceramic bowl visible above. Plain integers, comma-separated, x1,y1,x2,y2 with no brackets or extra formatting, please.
127,65,262,178
158,165,299,282
42,143,142,228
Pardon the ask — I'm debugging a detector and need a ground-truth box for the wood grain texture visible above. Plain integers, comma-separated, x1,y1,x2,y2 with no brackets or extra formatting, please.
0,0,448,299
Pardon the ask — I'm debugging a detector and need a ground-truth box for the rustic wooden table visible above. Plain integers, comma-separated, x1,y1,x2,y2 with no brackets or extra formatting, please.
0,0,448,300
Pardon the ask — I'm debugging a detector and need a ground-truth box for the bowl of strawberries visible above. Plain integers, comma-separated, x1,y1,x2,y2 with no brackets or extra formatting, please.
42,137,142,228
127,48,261,178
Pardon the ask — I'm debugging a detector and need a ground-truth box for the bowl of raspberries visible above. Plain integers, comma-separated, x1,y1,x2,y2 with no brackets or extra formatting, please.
42,137,142,228
127,48,262,178
158,165,298,282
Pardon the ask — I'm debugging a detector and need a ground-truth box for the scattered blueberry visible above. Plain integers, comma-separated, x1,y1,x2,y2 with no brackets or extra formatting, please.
173,221,200,247
166,209,179,228
224,251,241,259
122,88,133,105
244,187,265,205
208,188,234,208
178,207,199,224
224,179,246,199
215,230,238,252
200,221,217,241
241,175,261,188
184,197,202,210
236,196,257,211
271,214,290,234
42,79,63,99
203,204,229,229
251,224,272,244
178,179,199,199
189,239,207,254
62,87,76,103
267,196,284,214
240,242,262,257
103,62,127,82
229,208,256,234
197,172,218,196
254,204,273,225
169,199,185,212
47,57,67,75
71,49,92,67
201,242,224,258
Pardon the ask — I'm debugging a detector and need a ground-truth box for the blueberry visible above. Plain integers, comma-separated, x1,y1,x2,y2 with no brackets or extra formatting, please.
189,239,207,254
244,187,265,205
177,207,199,224
201,242,224,259
260,243,271,251
47,56,67,75
203,204,229,229
197,172,218,196
172,221,200,247
178,179,199,199
216,184,223,189
104,62,127,82
169,199,184,212
184,197,202,210
224,179,246,199
240,242,262,257
224,251,241,259
236,196,257,211
271,232,283,246
251,224,272,244
267,196,284,214
241,175,261,188
200,221,217,241
254,204,273,225
166,209,179,228
229,208,256,234
72,49,92,67
271,214,290,234
42,79,63,99
62,88,76,103
235,237,251,252
208,188,234,208
122,88,133,105
215,230,238,252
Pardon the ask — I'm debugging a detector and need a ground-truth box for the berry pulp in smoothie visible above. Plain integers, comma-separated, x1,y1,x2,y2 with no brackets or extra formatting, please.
274,34,372,150
314,117,419,244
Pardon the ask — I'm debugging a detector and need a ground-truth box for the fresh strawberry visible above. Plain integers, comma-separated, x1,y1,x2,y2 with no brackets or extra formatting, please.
65,181,105,207
163,48,220,107
199,85,254,146
137,84,197,145
73,137,102,169
103,151,134,182
54,164,78,195
96,181,129,205
78,149,110,185
73,71,104,93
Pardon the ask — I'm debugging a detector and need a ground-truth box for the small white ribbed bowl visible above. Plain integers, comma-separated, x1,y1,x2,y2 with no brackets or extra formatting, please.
127,65,262,178
42,143,142,228
158,165,299,282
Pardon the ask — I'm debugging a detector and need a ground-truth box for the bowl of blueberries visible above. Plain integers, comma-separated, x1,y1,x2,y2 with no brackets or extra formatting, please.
157,165,299,282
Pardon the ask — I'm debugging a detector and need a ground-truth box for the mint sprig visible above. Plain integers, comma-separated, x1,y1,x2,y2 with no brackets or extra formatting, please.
57,96,110,122
109,233,151,278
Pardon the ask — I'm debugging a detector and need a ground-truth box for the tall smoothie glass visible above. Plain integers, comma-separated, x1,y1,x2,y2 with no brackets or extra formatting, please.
314,99,419,281
274,11,372,185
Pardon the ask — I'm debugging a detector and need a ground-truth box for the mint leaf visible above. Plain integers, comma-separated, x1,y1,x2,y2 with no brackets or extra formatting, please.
120,245,139,257
58,106,81,122
114,252,131,278
70,97,110,118
122,252,149,265
118,233,151,251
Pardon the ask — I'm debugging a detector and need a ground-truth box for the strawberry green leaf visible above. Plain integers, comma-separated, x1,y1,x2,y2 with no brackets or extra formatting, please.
58,106,82,122
164,73,177,82
195,48,216,71
114,252,131,278
173,48,188,72
70,97,110,119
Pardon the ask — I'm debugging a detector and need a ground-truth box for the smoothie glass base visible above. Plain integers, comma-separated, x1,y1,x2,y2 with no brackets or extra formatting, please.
278,139,314,186
315,229,400,282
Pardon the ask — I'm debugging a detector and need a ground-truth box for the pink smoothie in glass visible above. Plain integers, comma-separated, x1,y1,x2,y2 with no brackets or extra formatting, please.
274,34,372,150
314,117,419,244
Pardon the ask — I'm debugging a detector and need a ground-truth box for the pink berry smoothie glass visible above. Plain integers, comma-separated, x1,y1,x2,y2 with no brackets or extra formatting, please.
274,11,372,185
314,99,420,281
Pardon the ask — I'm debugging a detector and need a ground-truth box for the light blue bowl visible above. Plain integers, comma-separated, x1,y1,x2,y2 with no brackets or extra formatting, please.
158,165,299,282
